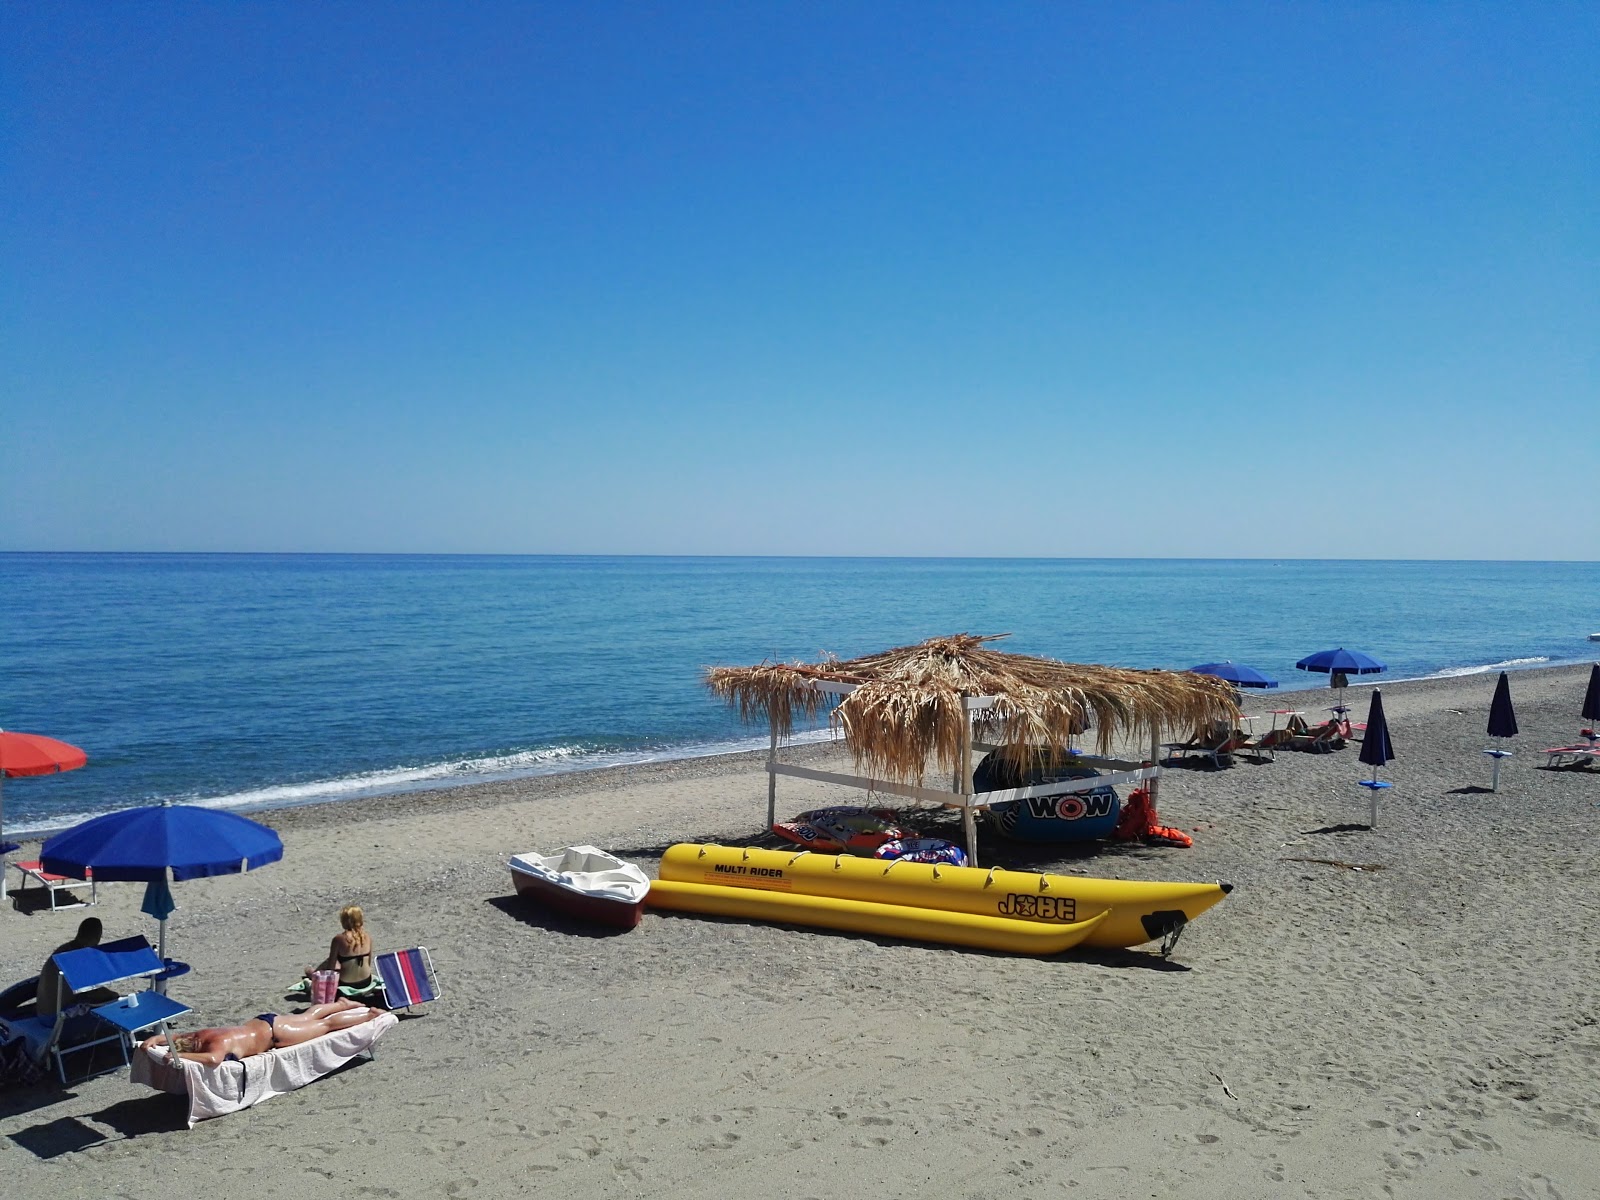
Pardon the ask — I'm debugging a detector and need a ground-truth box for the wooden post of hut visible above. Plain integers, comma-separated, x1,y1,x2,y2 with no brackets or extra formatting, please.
1148,732,1162,812
767,723,779,830
959,694,979,867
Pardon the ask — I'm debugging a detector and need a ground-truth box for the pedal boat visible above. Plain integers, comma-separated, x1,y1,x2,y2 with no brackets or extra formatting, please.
508,845,651,930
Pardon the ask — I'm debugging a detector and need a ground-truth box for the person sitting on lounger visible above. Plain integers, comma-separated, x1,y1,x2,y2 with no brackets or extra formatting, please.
140,1000,382,1067
36,917,122,1018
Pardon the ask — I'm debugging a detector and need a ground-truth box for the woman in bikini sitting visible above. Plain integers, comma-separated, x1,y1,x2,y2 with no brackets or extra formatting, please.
303,904,374,994
141,1000,381,1067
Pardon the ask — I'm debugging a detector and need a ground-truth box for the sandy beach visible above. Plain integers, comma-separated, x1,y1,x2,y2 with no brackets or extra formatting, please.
3,663,1598,1198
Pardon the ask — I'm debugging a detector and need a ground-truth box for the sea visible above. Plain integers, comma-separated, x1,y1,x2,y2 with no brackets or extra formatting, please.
2,553,1596,835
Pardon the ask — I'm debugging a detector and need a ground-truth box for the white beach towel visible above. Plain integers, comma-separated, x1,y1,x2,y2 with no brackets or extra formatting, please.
130,1011,398,1126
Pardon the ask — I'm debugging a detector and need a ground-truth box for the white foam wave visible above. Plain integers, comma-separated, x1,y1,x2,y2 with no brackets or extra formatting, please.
1430,656,1550,679
4,726,846,837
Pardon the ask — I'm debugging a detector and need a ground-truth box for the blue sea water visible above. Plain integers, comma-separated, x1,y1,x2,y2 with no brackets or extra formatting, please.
2,553,1596,834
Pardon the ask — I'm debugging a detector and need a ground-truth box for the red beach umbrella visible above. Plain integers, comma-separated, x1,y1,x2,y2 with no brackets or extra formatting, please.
1,730,89,899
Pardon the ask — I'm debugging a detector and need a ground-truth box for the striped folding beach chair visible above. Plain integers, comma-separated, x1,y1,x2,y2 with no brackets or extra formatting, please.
375,947,440,1013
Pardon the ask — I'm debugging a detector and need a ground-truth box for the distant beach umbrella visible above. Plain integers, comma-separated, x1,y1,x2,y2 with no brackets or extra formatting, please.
41,802,283,984
1483,672,1518,791
0,730,88,913
1189,662,1279,689
1296,647,1386,676
1297,647,1387,717
1356,689,1394,827
1582,664,1600,737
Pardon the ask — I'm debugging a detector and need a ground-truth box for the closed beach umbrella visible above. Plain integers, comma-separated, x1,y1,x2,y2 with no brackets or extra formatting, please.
41,802,283,981
0,730,88,911
1357,689,1395,827
1483,672,1518,792
1582,664,1600,738
1189,662,1279,689
1487,672,1519,739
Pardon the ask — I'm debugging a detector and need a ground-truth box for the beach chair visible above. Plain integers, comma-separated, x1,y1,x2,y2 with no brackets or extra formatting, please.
1544,746,1598,768
133,1011,397,1126
1289,721,1346,754
374,947,441,1013
9,860,96,911
1163,728,1241,769
9,936,186,1083
1239,727,1293,760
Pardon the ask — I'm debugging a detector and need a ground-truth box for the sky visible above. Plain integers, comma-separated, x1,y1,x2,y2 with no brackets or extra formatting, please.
4,3,1596,559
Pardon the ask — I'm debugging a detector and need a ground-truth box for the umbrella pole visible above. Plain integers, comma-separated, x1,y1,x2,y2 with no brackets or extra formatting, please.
1491,754,1502,792
0,773,7,913
156,916,168,996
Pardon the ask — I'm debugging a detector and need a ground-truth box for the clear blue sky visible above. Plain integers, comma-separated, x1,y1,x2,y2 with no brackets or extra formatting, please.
5,3,1595,558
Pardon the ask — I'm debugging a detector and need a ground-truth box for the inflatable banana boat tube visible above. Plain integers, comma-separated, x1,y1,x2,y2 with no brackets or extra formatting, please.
648,880,1108,955
654,843,1232,951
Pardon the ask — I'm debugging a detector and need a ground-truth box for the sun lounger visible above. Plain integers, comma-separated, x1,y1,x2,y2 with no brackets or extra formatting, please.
7,936,180,1082
1288,721,1346,753
131,1010,397,1126
9,860,96,911
1237,727,1295,760
1162,731,1244,769
1544,746,1599,768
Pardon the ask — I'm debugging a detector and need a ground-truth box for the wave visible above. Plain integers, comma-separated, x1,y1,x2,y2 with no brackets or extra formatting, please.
1429,656,1551,679
4,726,845,836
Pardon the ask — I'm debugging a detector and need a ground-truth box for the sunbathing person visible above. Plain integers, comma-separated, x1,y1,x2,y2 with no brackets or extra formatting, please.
140,1000,381,1067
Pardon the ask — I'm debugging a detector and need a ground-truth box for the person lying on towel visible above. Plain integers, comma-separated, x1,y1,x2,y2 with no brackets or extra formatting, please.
140,1000,382,1067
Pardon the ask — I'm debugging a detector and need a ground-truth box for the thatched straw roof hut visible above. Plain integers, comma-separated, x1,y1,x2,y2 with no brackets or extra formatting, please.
707,633,1237,784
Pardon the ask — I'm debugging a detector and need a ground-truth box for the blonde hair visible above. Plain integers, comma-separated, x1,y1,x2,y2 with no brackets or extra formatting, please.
339,905,365,934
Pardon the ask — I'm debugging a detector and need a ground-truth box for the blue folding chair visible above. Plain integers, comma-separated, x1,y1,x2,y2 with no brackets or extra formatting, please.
374,947,441,1013
9,936,190,1082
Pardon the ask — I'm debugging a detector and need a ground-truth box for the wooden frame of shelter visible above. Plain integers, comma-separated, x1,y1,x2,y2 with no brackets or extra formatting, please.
707,635,1238,868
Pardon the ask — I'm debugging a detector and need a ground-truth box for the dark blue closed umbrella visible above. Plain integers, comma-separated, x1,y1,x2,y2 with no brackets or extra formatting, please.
1190,662,1279,689
1487,672,1518,739
42,802,283,971
1483,671,1518,791
1582,664,1600,731
1357,689,1394,826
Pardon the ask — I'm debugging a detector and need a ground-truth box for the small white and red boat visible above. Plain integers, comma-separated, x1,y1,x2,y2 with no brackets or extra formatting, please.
507,845,651,930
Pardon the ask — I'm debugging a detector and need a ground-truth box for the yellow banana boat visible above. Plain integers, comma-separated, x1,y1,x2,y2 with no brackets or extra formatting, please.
654,843,1232,952
648,880,1109,955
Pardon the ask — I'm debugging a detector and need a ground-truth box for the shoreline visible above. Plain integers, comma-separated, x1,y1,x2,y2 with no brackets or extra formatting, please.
5,656,1590,842
4,661,1598,1197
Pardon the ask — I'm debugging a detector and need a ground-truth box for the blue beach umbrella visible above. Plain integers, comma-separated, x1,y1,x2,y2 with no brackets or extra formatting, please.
1297,647,1387,715
1189,662,1279,690
1483,672,1517,792
42,802,283,973
1356,689,1395,826
1296,647,1387,676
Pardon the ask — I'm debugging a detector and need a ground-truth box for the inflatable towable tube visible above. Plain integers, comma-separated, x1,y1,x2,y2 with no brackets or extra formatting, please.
653,843,1232,951
648,880,1108,955
873,838,968,867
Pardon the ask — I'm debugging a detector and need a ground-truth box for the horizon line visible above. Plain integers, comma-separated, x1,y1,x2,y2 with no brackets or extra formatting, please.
2,550,1597,566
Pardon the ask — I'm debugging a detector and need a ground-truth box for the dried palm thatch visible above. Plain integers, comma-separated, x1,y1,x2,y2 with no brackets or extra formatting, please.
706,633,1238,785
